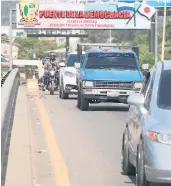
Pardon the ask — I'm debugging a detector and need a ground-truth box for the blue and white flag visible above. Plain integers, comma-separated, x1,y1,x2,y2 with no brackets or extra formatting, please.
118,0,135,2
117,2,135,11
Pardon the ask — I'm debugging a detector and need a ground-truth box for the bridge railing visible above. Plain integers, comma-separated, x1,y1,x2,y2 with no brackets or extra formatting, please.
1,68,20,172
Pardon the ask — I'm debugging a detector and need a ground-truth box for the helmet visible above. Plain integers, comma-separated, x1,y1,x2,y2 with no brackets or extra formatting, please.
49,52,56,61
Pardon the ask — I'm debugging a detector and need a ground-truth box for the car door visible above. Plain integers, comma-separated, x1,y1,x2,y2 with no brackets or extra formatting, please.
128,71,151,163
134,69,156,154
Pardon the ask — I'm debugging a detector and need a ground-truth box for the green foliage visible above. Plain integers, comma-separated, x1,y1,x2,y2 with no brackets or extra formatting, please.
15,38,63,59
132,34,148,45
82,21,171,64
138,44,154,67
166,20,171,42
81,30,110,43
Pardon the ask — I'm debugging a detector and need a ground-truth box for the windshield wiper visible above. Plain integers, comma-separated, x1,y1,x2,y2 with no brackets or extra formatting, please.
102,64,137,70
86,65,104,69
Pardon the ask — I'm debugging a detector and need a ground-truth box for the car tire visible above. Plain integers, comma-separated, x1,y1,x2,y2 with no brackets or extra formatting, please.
136,140,151,186
77,91,81,108
61,85,69,99
121,129,135,175
80,93,89,111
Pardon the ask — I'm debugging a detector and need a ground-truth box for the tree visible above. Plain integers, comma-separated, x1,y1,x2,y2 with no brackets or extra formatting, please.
166,20,171,42
14,38,64,59
81,30,110,43
138,44,154,67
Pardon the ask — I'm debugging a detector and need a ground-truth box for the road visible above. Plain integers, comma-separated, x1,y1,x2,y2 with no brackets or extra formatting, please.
40,91,135,186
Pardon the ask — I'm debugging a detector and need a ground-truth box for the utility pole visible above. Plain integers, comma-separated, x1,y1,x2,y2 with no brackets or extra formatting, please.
9,9,13,70
161,2,167,61
155,9,158,64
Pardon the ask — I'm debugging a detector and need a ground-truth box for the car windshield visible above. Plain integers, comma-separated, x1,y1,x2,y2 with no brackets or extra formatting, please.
66,54,85,67
85,53,138,70
158,70,171,110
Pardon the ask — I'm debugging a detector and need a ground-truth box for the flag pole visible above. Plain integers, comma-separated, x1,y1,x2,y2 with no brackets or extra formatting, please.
161,2,167,61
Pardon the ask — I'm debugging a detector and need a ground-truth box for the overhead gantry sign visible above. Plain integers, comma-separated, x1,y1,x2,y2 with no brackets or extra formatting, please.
16,0,156,29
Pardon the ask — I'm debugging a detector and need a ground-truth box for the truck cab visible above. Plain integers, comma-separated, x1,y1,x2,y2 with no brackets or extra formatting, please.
75,44,144,111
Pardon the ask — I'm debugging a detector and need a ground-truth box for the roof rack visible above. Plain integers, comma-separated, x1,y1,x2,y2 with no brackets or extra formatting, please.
77,43,139,62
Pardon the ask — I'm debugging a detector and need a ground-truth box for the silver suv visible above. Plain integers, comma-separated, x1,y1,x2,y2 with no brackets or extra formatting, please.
121,61,171,186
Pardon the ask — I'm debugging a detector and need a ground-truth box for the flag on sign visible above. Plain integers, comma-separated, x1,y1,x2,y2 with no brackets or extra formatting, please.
118,0,135,2
117,2,135,12
138,3,156,20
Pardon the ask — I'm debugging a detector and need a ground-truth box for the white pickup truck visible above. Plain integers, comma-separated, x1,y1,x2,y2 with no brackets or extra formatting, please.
59,52,80,99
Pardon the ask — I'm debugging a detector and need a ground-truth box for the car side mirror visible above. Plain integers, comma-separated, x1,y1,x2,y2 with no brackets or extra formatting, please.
74,62,80,69
128,94,148,114
59,62,65,67
127,94,145,107
142,64,149,70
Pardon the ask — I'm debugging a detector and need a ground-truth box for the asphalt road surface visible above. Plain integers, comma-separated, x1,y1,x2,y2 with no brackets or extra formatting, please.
40,92,168,186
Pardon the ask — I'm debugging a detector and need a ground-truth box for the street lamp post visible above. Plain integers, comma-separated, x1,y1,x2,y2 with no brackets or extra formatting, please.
9,9,16,71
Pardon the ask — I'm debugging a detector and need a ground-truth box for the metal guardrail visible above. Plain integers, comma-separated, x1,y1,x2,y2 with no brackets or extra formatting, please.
1,68,20,174
1,71,11,86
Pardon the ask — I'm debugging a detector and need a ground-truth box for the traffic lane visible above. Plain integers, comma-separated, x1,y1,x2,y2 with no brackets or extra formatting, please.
41,92,135,186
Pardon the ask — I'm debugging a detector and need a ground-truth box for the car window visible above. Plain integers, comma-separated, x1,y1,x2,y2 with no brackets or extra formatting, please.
85,53,138,70
141,72,150,95
81,55,85,68
157,69,171,110
144,70,156,110
66,54,78,67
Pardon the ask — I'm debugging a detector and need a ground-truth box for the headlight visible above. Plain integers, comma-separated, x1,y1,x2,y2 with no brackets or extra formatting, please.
146,131,171,145
134,82,143,89
64,71,75,77
50,70,55,76
83,81,94,88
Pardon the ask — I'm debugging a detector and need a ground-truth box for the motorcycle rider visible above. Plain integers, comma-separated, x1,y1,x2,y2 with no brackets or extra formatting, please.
43,52,58,90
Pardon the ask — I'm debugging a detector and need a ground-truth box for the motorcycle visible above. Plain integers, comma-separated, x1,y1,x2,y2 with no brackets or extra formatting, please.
49,68,57,95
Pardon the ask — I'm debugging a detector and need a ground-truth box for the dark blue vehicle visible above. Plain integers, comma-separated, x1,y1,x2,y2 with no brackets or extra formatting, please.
76,43,144,111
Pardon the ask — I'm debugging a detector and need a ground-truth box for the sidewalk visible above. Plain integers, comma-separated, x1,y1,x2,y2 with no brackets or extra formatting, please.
4,86,56,186
4,86,33,186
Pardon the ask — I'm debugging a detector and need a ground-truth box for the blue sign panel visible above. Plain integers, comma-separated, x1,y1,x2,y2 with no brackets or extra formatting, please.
146,0,171,7
117,0,171,7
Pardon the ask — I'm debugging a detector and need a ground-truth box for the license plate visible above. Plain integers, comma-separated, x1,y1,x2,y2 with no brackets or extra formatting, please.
92,89,100,94
107,91,118,97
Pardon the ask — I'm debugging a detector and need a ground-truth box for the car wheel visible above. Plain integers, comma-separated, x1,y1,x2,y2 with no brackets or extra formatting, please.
136,140,151,186
61,85,69,99
121,129,135,175
77,91,81,108
80,93,89,111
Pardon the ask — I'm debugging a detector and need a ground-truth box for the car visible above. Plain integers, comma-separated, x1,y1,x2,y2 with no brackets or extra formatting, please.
59,52,85,99
76,43,144,111
121,61,171,186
